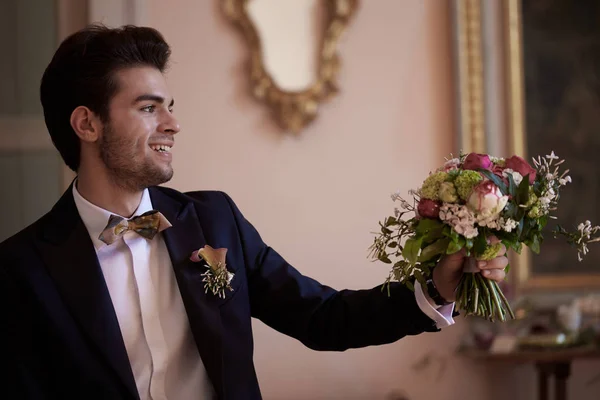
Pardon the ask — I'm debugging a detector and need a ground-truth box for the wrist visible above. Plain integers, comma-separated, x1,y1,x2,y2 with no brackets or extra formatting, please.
428,274,455,305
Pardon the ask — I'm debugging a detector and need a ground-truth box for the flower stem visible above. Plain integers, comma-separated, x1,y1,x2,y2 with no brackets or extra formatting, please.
454,272,514,322
486,277,505,322
494,280,515,320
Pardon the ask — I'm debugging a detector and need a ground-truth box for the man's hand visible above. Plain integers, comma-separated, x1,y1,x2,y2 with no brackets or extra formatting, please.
432,236,509,302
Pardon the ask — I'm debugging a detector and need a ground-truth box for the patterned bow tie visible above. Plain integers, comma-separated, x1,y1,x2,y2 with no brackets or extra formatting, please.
98,210,172,245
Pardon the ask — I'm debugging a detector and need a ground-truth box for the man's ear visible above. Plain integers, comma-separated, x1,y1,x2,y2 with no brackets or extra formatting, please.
70,106,102,143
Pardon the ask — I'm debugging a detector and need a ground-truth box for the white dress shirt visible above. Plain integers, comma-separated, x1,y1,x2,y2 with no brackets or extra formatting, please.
415,282,455,328
73,185,214,400
73,184,453,399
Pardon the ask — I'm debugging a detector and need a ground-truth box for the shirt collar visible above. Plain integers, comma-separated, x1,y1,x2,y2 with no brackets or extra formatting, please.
72,181,155,250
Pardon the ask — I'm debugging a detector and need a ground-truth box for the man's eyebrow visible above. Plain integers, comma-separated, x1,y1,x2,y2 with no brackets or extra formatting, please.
133,94,175,107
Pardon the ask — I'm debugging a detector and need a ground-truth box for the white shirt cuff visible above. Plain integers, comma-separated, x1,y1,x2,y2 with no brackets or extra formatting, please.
414,282,455,328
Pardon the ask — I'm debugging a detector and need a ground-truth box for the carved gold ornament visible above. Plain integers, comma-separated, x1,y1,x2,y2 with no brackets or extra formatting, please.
221,0,359,133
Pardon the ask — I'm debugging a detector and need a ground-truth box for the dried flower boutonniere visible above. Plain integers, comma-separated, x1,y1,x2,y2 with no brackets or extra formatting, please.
190,245,234,298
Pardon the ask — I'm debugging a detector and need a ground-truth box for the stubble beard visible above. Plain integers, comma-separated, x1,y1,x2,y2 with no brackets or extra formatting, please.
99,124,173,192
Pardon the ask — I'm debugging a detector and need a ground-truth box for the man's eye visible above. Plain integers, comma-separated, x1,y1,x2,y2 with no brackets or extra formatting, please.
141,105,155,113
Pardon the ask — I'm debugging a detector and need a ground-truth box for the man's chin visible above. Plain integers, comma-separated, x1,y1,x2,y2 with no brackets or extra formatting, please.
152,168,174,186
130,166,174,190
158,172,173,186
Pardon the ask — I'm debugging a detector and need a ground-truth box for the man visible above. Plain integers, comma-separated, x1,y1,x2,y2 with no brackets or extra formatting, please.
0,25,508,399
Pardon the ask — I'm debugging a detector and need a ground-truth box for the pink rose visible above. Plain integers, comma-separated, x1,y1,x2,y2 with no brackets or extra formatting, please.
505,155,536,184
462,153,493,171
417,198,441,219
466,180,509,218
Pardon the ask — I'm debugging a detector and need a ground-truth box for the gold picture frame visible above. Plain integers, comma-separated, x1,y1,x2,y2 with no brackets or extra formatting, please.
221,0,359,133
452,0,487,154
453,0,600,293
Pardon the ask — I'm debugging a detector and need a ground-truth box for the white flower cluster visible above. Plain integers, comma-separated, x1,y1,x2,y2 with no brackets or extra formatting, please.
499,217,518,232
439,204,478,238
578,220,596,236
531,151,572,217
440,201,518,236
576,220,600,261
476,213,500,229
475,213,518,232
439,157,460,172
390,190,412,211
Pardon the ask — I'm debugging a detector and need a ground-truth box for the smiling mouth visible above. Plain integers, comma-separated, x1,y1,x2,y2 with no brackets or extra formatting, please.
149,144,172,153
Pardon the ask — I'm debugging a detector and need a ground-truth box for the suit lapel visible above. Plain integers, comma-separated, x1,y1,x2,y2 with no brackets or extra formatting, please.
37,186,139,399
149,187,225,399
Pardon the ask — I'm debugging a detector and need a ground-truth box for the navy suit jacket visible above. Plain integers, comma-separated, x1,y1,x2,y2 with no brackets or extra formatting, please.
0,185,440,399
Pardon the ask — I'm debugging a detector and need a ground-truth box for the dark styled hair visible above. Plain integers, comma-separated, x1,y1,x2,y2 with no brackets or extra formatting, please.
40,24,171,171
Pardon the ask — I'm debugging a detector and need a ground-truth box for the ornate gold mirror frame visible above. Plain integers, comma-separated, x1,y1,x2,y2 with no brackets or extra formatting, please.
453,0,600,294
221,0,359,133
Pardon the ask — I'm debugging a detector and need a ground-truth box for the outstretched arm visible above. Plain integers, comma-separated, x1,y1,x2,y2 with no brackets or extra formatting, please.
220,192,443,351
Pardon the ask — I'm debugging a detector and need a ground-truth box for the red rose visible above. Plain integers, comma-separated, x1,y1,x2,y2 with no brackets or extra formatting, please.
462,153,493,171
505,155,536,184
417,198,441,219
492,164,508,186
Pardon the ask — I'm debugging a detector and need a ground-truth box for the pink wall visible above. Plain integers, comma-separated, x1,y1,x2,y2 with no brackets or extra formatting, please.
142,1,548,399
144,1,492,399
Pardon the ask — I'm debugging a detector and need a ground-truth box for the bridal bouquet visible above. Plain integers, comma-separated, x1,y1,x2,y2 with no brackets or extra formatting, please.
368,152,600,322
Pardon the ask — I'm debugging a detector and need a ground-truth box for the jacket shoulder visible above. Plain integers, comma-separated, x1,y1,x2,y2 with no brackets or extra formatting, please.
154,186,236,208
0,212,49,264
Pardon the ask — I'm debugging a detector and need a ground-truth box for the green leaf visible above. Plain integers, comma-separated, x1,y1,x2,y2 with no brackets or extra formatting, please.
515,206,527,222
529,234,541,254
420,264,432,276
473,233,488,256
480,170,508,195
415,218,443,234
513,241,523,254
381,227,392,235
414,270,425,284
385,217,399,227
448,169,460,181
502,237,522,254
378,253,392,264
520,217,537,241
442,225,452,237
418,238,451,262
515,218,524,238
517,175,530,205
445,228,461,243
507,173,518,198
447,237,465,254
388,242,397,248
405,281,415,291
402,237,423,264
503,202,517,219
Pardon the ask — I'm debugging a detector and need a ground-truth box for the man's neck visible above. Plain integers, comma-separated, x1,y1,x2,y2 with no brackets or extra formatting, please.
76,170,144,218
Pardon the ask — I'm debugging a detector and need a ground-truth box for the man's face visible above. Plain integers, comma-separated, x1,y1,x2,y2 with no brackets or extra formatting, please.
98,66,180,192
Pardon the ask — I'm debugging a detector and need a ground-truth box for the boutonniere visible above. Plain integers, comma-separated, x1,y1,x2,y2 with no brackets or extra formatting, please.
190,245,234,298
